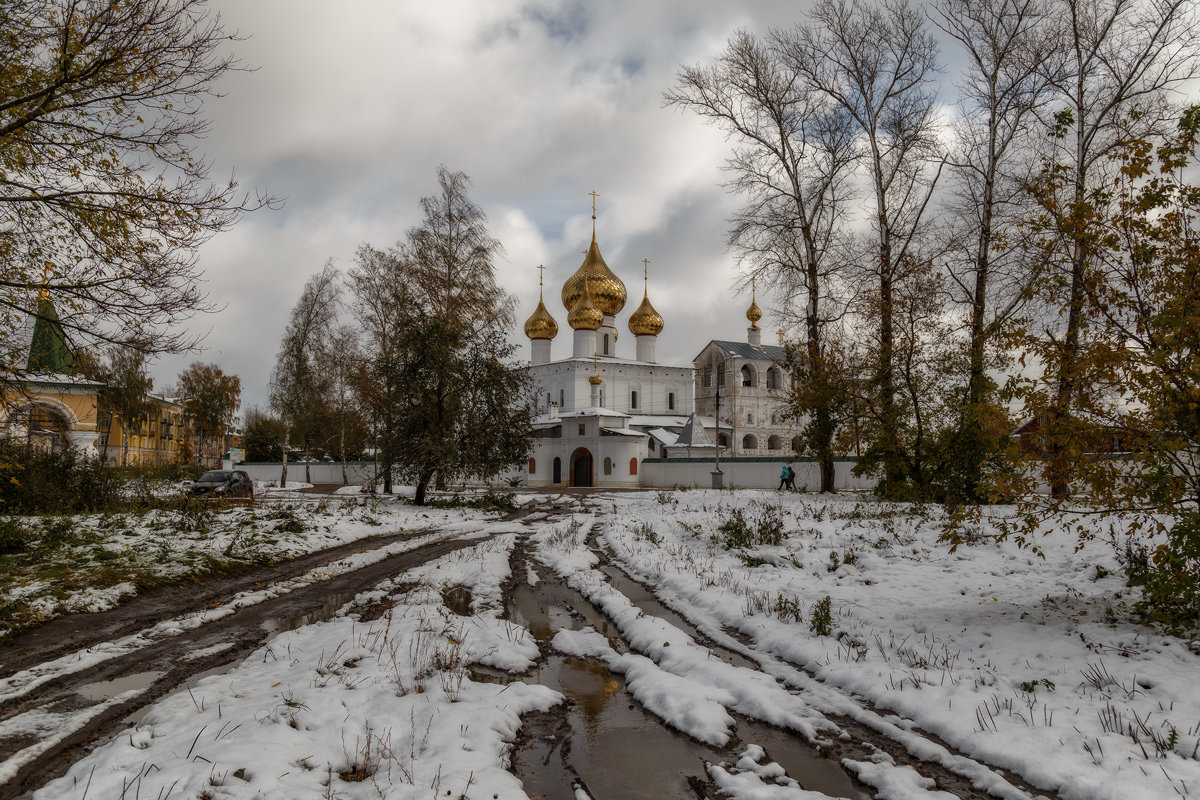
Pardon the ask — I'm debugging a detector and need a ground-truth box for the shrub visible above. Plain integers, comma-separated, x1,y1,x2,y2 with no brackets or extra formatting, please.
810,595,833,636
718,503,785,550
1126,512,1200,633
0,439,122,514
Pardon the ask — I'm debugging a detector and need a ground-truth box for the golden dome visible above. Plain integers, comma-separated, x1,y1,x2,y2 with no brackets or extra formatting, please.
524,297,558,340
746,297,762,330
524,268,558,340
628,294,663,337
746,278,763,330
567,277,603,331
588,373,603,386
562,233,627,317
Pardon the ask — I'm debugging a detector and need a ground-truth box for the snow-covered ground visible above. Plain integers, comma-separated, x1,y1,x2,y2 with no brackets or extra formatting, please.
588,491,1200,800
22,491,1200,800
0,490,502,636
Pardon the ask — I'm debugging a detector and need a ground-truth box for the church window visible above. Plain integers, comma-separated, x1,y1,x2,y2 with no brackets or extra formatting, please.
546,393,551,406
747,412,753,424
528,458,536,473
767,367,781,390
702,366,711,387
716,361,726,387
604,457,613,475
718,433,730,447
742,434,758,450
559,389,565,407
768,435,782,450
741,365,755,387
631,390,638,409
791,436,803,452
603,335,610,355
629,458,638,475
668,392,675,410
578,423,586,436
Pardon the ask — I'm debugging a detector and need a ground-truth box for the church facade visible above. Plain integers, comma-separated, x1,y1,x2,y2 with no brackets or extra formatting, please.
521,207,803,488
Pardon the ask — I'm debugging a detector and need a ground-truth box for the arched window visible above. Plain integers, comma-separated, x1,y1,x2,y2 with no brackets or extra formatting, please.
741,364,756,387
718,433,730,447
791,436,803,453
716,360,726,387
603,457,613,475
629,458,638,475
546,393,552,406
747,412,754,424
603,334,610,355
559,389,565,407
631,390,638,409
702,366,712,387
528,458,537,473
668,392,675,410
742,434,758,450
767,367,781,390
767,435,782,450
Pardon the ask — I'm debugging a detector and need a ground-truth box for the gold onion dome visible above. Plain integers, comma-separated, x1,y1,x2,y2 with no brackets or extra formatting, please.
561,233,627,317
588,373,604,386
567,279,604,331
523,271,559,341
629,294,663,337
746,292,763,331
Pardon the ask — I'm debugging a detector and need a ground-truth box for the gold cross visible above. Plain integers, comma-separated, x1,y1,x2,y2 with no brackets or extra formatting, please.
536,263,545,287
642,257,650,280
752,276,757,300
588,190,599,217
777,328,784,345
592,352,599,374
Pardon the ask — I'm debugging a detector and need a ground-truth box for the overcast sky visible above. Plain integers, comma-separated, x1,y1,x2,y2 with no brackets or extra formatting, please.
152,0,846,409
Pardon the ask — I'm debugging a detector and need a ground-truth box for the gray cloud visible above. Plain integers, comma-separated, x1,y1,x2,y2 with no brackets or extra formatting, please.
151,0,815,408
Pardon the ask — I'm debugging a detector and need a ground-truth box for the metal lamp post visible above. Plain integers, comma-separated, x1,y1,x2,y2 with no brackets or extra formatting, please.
712,382,723,489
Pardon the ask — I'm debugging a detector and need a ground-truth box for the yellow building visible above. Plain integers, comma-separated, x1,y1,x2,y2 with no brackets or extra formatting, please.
96,395,186,466
2,290,103,452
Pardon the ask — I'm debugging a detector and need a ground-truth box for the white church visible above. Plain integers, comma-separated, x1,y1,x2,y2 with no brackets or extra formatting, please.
521,206,806,489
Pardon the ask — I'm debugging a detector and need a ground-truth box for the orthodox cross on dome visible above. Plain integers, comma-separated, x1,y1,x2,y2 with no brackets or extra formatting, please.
588,189,599,235
778,328,784,346
537,263,546,291
642,257,650,280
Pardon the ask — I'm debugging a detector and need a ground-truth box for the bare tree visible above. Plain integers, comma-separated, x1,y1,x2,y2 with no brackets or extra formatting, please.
785,0,945,492
931,0,1058,500
323,324,368,484
1022,0,1200,497
0,0,274,381
269,263,340,486
667,30,859,492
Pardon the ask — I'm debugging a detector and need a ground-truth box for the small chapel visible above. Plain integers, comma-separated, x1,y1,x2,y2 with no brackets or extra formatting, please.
521,199,796,488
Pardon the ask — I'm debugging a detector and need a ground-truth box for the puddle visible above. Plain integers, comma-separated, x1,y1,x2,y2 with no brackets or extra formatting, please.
507,574,868,799
122,662,241,725
598,562,758,670
76,671,164,702
441,586,473,616
260,591,359,634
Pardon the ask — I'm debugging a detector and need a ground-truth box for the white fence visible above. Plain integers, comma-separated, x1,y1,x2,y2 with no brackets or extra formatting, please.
641,458,876,491
233,458,877,492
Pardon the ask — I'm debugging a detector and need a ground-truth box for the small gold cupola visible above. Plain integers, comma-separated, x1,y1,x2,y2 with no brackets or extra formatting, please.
746,277,763,331
628,257,664,337
561,191,627,317
523,265,559,340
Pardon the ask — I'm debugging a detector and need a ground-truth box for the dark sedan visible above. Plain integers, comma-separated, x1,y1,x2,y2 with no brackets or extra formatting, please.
189,469,254,499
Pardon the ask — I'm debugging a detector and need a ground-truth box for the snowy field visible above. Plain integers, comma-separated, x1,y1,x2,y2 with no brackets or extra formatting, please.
23,491,1200,800
0,488,500,637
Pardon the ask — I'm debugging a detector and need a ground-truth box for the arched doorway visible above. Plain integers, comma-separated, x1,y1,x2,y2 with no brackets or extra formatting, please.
569,447,593,487
5,403,72,453
552,457,562,484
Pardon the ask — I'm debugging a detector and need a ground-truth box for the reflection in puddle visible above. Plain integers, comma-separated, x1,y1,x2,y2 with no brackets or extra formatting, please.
77,671,164,702
260,591,359,634
508,574,869,799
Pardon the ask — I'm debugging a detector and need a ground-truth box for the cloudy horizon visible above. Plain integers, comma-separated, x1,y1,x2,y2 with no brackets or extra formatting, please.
147,1,825,411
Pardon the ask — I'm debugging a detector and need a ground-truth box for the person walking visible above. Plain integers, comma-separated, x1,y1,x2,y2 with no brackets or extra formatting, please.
786,464,797,491
778,463,789,492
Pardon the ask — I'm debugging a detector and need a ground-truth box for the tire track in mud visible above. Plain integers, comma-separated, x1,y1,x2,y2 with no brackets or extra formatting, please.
587,528,1062,800
0,531,492,800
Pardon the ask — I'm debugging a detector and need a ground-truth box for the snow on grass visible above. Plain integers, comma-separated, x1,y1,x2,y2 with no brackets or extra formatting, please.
0,493,501,637
0,521,516,705
33,534,558,800
595,489,1200,800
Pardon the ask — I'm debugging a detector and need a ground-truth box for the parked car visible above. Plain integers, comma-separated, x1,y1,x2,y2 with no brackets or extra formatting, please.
189,469,254,499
